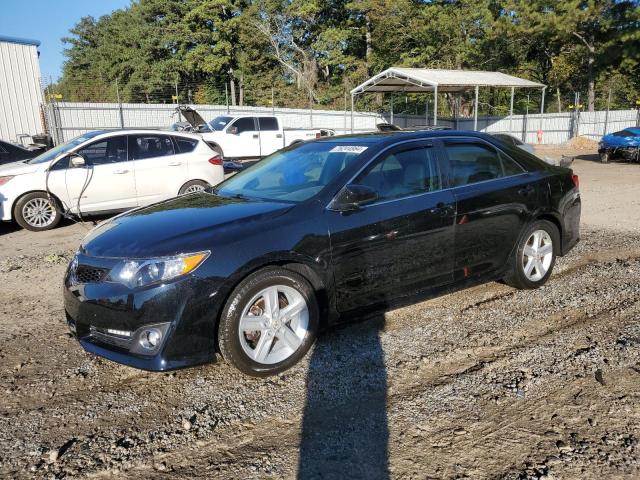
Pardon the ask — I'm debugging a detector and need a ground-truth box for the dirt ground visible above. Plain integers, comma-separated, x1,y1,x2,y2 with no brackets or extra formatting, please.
0,147,639,479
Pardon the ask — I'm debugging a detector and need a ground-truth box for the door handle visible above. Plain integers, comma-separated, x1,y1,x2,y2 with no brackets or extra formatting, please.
276,134,283,138
168,161,182,166
252,134,259,139
112,169,129,174
518,185,535,196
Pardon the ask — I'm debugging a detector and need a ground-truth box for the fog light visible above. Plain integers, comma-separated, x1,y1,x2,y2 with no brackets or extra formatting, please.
129,322,170,356
139,328,162,350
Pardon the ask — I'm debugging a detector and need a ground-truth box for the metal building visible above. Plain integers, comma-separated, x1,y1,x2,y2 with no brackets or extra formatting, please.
0,35,44,143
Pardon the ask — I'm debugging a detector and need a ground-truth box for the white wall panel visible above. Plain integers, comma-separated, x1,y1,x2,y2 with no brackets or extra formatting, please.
0,40,43,143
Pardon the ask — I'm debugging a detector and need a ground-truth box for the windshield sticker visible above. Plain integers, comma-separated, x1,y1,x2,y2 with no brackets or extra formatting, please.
329,145,368,154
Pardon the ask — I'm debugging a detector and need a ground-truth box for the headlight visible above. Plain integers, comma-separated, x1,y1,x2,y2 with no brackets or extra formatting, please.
0,176,14,187
109,251,210,288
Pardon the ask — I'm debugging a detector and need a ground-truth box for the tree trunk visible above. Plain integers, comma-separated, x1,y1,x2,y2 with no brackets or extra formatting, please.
239,75,244,107
365,13,373,75
587,53,595,112
230,79,237,106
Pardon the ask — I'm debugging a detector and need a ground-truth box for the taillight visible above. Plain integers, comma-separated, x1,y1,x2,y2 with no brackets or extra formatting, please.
571,174,579,190
315,132,321,139
208,156,223,166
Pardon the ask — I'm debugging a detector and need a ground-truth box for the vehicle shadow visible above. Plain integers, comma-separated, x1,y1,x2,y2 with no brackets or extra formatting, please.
298,312,389,480
0,221,21,236
572,153,601,163
295,272,510,479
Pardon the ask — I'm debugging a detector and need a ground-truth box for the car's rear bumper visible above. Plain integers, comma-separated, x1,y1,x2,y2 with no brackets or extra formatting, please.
63,255,224,371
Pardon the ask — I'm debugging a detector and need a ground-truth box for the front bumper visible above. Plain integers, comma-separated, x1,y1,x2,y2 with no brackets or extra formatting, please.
63,254,224,371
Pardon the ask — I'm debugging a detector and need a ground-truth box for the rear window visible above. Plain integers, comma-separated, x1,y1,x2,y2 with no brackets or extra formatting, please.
174,136,198,153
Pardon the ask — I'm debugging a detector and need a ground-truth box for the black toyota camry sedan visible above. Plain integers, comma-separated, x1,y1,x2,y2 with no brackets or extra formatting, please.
64,131,581,376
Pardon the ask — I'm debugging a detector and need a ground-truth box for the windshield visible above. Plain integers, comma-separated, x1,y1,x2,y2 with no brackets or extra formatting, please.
26,131,104,164
209,116,234,131
215,142,369,202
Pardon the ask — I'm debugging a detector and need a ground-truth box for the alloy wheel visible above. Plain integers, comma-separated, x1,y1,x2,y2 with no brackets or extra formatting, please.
184,184,206,194
238,285,309,365
522,229,553,282
22,197,57,228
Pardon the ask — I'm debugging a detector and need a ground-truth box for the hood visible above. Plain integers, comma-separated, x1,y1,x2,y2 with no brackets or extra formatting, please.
0,160,43,177
80,193,294,258
177,106,209,130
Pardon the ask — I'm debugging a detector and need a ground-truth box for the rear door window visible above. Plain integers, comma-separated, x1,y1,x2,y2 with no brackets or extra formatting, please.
444,142,524,187
258,117,279,131
173,136,198,153
128,135,175,160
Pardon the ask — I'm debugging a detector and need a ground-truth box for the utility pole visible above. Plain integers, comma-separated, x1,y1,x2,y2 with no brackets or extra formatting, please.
225,83,230,114
271,87,275,115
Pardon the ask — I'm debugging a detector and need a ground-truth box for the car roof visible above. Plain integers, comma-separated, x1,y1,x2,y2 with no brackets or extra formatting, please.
314,129,497,147
82,129,202,141
625,127,640,135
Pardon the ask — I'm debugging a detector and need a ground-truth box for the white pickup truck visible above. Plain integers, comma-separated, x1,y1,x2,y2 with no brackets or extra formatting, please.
176,107,335,159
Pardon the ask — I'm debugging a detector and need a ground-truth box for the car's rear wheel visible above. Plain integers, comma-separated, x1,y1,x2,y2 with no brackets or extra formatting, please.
14,192,62,231
218,267,319,377
503,220,559,289
179,180,209,195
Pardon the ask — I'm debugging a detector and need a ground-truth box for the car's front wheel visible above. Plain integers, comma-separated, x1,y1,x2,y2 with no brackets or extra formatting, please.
503,220,559,289
599,150,610,163
218,267,319,377
14,192,62,231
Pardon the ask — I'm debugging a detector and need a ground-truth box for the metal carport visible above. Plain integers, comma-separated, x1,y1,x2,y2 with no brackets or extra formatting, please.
350,67,546,133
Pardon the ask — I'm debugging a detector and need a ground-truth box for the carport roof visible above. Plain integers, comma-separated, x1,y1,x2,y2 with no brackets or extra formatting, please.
351,67,545,94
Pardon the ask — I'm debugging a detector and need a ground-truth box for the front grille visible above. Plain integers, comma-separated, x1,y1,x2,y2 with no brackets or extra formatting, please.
89,326,133,350
75,265,109,284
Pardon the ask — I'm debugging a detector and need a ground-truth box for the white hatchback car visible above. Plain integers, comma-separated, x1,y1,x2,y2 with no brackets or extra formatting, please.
0,130,224,231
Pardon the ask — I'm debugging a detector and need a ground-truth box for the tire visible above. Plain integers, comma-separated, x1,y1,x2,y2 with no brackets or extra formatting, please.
178,180,209,195
218,267,319,377
599,150,609,163
503,220,560,290
13,192,62,232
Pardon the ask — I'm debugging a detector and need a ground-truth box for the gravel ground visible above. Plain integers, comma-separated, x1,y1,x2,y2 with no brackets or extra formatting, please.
0,147,639,479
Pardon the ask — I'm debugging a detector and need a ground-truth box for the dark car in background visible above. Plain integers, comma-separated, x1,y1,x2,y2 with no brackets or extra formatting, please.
63,131,581,377
598,128,640,163
0,139,42,165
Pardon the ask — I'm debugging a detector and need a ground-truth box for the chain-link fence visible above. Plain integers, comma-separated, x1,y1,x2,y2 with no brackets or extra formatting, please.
40,77,640,145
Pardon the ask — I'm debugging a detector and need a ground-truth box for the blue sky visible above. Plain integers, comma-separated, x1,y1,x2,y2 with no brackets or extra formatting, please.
0,0,131,81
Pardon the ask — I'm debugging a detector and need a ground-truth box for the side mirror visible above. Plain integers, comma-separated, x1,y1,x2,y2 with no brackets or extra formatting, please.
228,126,238,135
70,154,86,168
328,184,378,212
196,124,210,133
